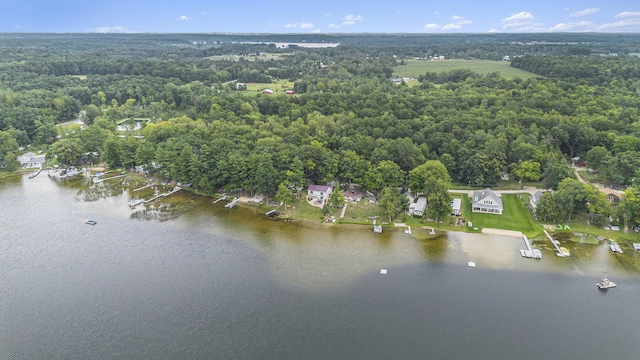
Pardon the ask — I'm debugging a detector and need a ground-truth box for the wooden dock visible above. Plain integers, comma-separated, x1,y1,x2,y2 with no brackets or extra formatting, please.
28,166,43,179
544,230,568,257
100,174,128,182
213,195,227,204
143,187,182,204
519,235,541,259
133,183,156,192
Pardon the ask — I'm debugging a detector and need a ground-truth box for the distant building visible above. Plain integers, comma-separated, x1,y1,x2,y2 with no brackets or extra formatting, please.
530,191,544,210
343,189,364,202
285,90,295,95
262,89,274,94
308,184,332,201
472,188,503,215
410,197,427,217
451,198,462,216
17,152,46,168
502,55,511,61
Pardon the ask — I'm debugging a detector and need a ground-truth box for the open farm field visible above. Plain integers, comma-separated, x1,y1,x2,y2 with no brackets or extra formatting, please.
393,59,541,80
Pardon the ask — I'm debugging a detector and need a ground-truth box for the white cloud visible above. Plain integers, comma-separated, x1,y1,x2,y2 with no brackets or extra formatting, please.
423,23,441,30
329,23,340,29
487,29,499,33
434,11,440,15
598,18,640,31
570,8,599,17
550,21,593,31
457,20,472,25
202,12,207,15
442,23,462,30
88,26,134,33
615,12,640,18
502,12,534,22
312,29,322,33
342,14,363,26
177,15,192,21
501,11,542,31
326,13,331,17
299,22,314,29
451,15,463,20
284,23,297,28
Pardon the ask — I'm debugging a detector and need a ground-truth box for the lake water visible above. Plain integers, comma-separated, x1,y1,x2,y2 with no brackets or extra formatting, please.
1,173,639,359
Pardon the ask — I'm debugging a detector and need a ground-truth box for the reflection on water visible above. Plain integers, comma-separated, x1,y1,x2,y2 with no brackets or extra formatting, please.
130,201,196,221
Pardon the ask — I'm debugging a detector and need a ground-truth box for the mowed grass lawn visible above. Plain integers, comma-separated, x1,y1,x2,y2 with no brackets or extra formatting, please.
393,59,540,80
464,194,542,237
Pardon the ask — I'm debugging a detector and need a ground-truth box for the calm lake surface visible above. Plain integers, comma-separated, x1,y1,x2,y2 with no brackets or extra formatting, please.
1,173,639,359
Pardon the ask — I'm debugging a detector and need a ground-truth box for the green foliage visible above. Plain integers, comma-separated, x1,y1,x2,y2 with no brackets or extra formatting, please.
379,187,398,222
514,161,541,183
328,188,345,208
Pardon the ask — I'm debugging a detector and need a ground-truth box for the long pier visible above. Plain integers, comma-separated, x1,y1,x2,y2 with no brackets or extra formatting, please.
28,165,43,179
143,187,182,204
100,174,128,182
133,183,156,192
213,196,227,204
543,230,566,257
520,235,541,259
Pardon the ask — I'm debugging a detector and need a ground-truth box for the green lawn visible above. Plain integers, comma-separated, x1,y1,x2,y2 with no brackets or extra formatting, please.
393,59,541,80
465,193,543,237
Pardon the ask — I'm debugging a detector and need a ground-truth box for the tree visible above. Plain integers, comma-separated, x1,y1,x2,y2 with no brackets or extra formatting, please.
83,104,101,126
542,159,575,190
426,182,452,222
555,178,588,221
275,182,293,211
328,188,345,208
514,161,541,187
617,186,640,232
379,187,398,223
47,138,83,166
408,160,451,196
535,193,565,222
585,146,611,170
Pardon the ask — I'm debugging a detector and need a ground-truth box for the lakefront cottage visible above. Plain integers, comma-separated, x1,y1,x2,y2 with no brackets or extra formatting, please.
472,188,503,215
307,184,333,201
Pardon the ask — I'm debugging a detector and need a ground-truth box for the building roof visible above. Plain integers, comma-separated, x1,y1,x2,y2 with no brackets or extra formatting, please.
531,190,544,204
451,198,461,210
308,184,331,192
472,188,503,210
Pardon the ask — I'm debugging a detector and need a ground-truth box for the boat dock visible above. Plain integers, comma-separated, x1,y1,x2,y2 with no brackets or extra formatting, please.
99,174,128,182
28,165,43,179
520,235,542,259
224,198,237,208
633,243,640,251
609,241,623,254
143,187,182,204
544,230,569,257
133,183,156,192
213,195,227,204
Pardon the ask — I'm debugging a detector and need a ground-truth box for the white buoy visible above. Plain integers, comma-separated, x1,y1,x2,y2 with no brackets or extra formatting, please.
468,261,476,268
380,269,388,275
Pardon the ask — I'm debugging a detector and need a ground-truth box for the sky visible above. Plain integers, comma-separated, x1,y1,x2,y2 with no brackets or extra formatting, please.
2,1,640,34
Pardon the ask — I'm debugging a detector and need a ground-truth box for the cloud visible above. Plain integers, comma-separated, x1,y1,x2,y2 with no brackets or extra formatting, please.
202,12,207,15
598,19,640,31
570,8,599,17
282,22,314,29
442,23,462,30
329,23,339,29
88,26,134,33
549,21,593,31
177,15,192,21
615,12,640,18
502,12,534,22
423,23,441,30
487,29,499,33
342,14,363,26
501,11,544,31
433,11,440,15
312,29,322,33
456,20,472,25
451,15,463,20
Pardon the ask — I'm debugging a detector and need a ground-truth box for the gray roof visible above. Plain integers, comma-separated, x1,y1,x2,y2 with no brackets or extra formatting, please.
531,191,544,204
472,188,503,210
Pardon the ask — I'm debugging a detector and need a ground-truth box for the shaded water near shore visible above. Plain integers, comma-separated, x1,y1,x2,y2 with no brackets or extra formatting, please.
1,173,639,359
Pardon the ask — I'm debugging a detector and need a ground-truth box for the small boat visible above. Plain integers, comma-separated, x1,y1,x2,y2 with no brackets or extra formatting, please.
373,225,382,234
609,242,623,253
128,199,143,207
597,277,616,290
85,220,97,225
468,261,476,268
560,247,570,256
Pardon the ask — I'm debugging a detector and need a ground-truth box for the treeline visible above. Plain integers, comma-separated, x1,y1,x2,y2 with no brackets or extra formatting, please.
511,55,640,83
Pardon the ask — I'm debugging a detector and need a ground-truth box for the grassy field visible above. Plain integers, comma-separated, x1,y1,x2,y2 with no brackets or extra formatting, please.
239,80,295,93
393,59,541,80
464,193,543,237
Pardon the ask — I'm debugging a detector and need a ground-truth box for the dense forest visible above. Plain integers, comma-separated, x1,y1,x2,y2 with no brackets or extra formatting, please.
2,33,640,227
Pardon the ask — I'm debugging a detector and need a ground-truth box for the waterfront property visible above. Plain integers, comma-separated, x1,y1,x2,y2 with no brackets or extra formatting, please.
307,184,332,202
409,197,427,217
529,190,544,210
451,198,461,216
472,188,503,215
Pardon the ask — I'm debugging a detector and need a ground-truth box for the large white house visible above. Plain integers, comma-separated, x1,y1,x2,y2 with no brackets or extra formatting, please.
472,188,503,215
308,184,333,201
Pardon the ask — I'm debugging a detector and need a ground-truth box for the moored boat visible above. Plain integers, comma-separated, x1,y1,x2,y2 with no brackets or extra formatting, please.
85,219,97,225
597,277,616,290
128,199,143,207
609,242,623,253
